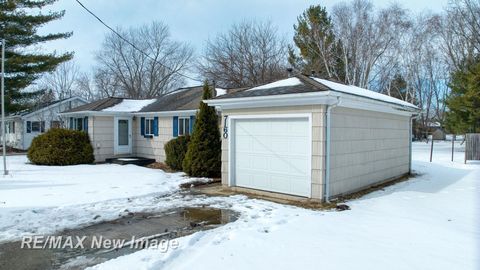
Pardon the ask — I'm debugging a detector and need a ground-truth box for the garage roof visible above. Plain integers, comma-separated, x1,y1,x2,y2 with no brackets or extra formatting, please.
212,74,417,109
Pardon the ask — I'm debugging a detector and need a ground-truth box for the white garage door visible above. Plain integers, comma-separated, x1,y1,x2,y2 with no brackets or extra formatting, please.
233,117,311,197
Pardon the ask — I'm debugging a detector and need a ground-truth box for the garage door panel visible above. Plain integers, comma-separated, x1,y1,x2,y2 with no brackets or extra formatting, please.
233,117,311,197
235,136,252,151
288,157,309,175
252,136,271,153
251,155,268,170
236,154,251,169
290,139,309,155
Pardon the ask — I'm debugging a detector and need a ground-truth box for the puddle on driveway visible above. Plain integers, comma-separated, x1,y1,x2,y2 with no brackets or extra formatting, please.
0,207,238,270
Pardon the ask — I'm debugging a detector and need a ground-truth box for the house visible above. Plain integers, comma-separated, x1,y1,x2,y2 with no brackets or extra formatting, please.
205,74,419,201
3,96,88,150
59,86,227,162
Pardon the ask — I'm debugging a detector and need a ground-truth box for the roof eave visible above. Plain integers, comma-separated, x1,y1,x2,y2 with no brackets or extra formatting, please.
205,91,418,116
134,109,198,116
58,111,134,117
21,96,88,118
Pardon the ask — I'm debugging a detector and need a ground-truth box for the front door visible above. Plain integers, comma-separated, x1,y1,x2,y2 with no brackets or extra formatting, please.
114,117,132,155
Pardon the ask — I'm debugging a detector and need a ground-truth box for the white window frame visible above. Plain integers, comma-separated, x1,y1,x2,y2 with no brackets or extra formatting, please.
71,117,84,131
76,118,83,131
144,118,154,136
178,117,190,136
31,121,43,133
5,121,15,134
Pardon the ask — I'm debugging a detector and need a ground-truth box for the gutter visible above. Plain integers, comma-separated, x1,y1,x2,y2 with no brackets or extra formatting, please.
324,96,341,203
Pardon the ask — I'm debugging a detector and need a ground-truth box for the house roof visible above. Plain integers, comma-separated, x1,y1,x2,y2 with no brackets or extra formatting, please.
62,85,235,114
212,74,417,109
63,97,124,113
7,96,88,118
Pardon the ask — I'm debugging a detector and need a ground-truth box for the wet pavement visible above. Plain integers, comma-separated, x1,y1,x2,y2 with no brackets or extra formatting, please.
0,207,238,270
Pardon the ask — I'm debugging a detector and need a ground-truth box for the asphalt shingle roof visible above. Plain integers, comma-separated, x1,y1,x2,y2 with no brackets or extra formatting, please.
63,97,124,113
139,86,205,112
212,74,329,100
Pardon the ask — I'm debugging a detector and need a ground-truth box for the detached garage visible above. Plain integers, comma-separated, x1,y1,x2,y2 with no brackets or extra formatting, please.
206,74,419,202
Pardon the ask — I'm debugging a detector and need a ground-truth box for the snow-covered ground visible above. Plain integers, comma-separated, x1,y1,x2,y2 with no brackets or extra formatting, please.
0,142,478,269
0,156,192,242
90,141,479,270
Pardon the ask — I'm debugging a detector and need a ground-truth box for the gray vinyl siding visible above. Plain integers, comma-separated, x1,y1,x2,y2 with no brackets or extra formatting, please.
328,107,410,196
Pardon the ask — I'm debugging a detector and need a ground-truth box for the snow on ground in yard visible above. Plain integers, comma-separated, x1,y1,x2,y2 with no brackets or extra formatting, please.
0,155,192,243
312,77,417,108
102,99,157,112
247,77,302,91
91,141,479,270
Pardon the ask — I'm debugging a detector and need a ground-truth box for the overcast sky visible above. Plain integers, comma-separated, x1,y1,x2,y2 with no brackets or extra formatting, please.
39,0,449,84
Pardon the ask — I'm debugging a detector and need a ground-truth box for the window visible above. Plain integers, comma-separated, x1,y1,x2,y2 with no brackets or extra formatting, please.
144,118,154,136
71,117,85,131
178,117,190,136
76,118,83,131
30,121,45,133
5,121,15,134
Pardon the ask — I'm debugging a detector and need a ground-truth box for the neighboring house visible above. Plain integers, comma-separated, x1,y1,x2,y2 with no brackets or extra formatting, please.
3,96,88,150
60,86,228,162
427,121,446,140
205,74,419,201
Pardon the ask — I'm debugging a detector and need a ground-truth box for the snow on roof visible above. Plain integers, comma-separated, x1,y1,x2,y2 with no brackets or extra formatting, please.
313,78,417,108
215,88,227,96
247,77,302,91
102,99,157,112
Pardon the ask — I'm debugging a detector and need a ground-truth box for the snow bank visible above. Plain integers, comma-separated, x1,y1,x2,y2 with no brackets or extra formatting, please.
0,155,192,243
103,99,157,112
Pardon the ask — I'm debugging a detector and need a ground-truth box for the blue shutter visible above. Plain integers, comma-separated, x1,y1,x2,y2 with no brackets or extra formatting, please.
153,117,159,136
140,117,145,137
26,121,31,133
69,118,74,129
173,116,178,137
189,115,196,134
83,117,88,133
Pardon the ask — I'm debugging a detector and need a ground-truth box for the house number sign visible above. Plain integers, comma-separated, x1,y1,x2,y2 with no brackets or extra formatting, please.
223,115,228,139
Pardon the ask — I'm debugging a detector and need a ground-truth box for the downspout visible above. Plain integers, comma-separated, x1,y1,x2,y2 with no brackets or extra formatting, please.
324,96,341,203
409,114,416,175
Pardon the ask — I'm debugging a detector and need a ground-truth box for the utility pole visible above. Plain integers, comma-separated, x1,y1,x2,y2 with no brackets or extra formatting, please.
1,39,8,175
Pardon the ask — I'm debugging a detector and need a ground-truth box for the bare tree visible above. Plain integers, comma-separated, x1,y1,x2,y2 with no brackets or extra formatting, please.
438,0,480,70
40,60,79,99
198,21,288,88
332,0,411,88
96,21,194,98
75,72,99,101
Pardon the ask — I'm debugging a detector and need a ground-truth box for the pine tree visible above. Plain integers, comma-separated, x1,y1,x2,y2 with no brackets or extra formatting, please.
445,59,480,133
183,81,221,178
0,0,73,113
289,5,344,81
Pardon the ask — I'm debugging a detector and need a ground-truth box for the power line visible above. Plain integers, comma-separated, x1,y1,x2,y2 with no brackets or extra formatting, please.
74,0,202,83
